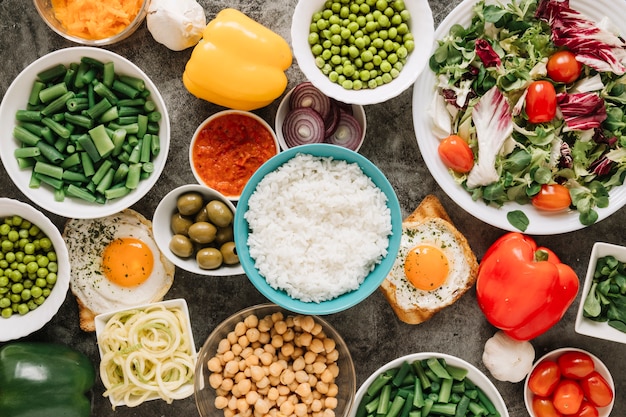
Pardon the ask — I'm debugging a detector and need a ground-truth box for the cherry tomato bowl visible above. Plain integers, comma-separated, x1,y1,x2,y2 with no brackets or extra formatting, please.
524,348,615,417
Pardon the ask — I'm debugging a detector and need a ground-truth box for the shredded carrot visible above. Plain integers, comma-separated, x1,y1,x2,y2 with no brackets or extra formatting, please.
51,0,143,40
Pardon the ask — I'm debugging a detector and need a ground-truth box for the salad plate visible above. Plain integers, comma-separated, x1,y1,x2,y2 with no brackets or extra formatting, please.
412,0,626,235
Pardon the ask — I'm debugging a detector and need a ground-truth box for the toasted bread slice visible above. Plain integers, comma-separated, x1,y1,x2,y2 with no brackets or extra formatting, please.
380,195,478,324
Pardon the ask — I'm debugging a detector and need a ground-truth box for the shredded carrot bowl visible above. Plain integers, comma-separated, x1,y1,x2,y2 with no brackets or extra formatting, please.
33,0,149,45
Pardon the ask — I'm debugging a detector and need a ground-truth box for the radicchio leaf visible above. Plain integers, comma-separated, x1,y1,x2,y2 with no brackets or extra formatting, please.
536,0,626,74
466,86,513,188
556,92,607,130
475,39,502,68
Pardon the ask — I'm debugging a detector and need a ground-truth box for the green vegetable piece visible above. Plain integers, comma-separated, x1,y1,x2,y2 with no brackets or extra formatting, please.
0,342,95,417
426,357,452,380
583,282,602,318
392,361,412,387
88,124,114,157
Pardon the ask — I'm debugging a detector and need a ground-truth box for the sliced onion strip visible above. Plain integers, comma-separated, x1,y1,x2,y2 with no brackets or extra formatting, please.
282,107,326,147
326,111,363,151
288,81,332,120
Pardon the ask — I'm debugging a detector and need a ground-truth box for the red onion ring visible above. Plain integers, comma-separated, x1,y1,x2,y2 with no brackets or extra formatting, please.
326,111,363,151
282,107,326,147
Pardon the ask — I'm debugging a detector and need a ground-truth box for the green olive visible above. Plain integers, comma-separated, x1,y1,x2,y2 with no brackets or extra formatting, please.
177,192,204,216
194,206,210,223
188,221,217,244
206,200,233,228
196,247,223,270
169,234,194,258
171,213,193,236
215,225,234,245
220,241,239,265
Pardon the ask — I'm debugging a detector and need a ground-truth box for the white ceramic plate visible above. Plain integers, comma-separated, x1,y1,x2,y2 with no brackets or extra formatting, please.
412,0,626,235
350,352,509,417
95,298,197,407
292,0,434,105
0,46,170,219
575,242,626,344
0,198,70,341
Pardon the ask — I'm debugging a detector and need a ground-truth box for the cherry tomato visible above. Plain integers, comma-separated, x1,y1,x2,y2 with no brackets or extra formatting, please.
437,134,474,173
580,371,614,408
525,80,557,124
547,51,582,84
532,184,572,211
557,351,595,379
552,379,584,415
529,360,561,397
532,396,563,417
571,401,599,417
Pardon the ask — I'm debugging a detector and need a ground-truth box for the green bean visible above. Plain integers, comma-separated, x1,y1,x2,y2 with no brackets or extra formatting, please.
37,64,66,83
39,82,68,104
14,147,41,159
65,184,97,203
125,163,142,189
13,126,41,146
36,141,64,164
41,91,75,117
60,152,81,169
16,110,42,123
112,79,140,98
28,81,46,106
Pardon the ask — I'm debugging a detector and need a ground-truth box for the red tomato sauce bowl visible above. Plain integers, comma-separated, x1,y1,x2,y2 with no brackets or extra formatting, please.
190,110,279,201
524,347,615,417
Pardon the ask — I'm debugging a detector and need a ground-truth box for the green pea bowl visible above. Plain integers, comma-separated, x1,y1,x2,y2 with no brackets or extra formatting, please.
0,198,71,342
291,0,435,105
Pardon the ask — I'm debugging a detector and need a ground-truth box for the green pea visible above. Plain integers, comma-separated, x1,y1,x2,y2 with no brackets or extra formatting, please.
2,307,12,318
0,297,10,308
17,303,29,315
46,273,57,285
0,224,10,236
5,252,15,264
34,296,46,306
342,79,354,89
0,276,7,287
35,277,47,288
360,3,370,13
361,50,374,62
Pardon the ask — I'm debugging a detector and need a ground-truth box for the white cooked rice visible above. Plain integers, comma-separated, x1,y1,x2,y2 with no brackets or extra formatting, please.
244,153,392,303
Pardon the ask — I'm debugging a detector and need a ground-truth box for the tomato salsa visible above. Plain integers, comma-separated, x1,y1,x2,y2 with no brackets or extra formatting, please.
191,112,277,197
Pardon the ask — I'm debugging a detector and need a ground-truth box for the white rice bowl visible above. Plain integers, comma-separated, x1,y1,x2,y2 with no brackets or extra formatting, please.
244,153,392,303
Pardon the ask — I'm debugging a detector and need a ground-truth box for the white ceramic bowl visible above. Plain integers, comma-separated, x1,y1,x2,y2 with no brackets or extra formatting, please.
0,46,170,219
575,242,626,344
152,184,244,276
291,0,434,105
412,0,626,235
0,198,71,342
275,85,367,152
33,0,149,46
194,303,356,417
189,110,279,201
524,347,615,417
351,352,509,417
95,298,197,407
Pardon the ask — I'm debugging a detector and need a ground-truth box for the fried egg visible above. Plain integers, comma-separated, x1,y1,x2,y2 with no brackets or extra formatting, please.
63,209,175,320
386,217,476,312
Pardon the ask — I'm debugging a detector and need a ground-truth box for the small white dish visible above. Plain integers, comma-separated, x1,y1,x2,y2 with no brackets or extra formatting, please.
524,347,615,417
152,184,244,276
575,242,626,344
95,298,197,407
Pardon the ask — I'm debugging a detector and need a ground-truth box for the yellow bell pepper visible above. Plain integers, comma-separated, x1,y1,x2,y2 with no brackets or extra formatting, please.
182,8,292,110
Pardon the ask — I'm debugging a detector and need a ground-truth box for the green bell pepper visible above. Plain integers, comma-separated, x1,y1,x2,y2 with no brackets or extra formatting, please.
0,342,96,417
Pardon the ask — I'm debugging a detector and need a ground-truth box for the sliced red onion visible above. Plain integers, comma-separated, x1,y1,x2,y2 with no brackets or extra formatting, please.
324,100,341,138
326,111,363,151
282,107,326,147
289,82,331,120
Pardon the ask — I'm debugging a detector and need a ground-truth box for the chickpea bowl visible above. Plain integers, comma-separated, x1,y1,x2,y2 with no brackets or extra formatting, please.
152,184,244,276
194,303,356,417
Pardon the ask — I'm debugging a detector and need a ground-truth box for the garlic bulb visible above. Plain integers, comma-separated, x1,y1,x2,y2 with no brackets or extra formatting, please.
147,0,206,51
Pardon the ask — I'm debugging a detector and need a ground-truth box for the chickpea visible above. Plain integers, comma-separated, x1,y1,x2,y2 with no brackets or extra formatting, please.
208,357,223,372
295,402,308,417
209,373,224,389
215,396,229,409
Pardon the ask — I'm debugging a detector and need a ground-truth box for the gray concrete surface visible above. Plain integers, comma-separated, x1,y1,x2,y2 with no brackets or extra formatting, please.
0,1,623,416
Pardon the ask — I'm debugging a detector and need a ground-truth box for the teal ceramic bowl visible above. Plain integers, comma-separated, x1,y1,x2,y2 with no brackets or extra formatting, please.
234,143,401,315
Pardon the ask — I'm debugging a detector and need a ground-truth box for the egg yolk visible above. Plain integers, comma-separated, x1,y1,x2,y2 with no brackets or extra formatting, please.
404,244,449,291
101,237,154,287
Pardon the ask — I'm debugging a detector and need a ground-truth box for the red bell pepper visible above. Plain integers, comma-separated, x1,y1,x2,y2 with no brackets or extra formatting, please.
476,232,579,340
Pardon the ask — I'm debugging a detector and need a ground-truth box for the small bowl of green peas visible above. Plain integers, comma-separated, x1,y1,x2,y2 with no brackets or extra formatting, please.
291,0,435,105
350,352,509,417
0,46,170,219
0,198,71,342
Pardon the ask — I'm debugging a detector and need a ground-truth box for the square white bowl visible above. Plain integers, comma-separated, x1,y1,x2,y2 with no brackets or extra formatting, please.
575,242,626,344
95,298,197,407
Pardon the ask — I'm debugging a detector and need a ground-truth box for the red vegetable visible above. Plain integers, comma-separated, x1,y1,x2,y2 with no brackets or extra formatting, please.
529,360,561,397
571,401,599,417
526,80,557,124
476,232,579,340
547,50,582,83
558,351,595,379
438,134,474,173
282,107,326,147
552,379,584,415
580,371,614,408
532,184,572,211
475,38,501,67
289,81,331,120
532,396,564,417
556,92,607,130
326,111,363,151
